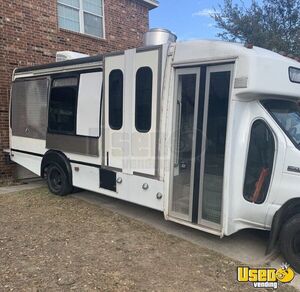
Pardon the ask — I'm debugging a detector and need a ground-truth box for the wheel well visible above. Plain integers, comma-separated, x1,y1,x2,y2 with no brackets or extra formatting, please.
266,198,300,254
41,150,73,185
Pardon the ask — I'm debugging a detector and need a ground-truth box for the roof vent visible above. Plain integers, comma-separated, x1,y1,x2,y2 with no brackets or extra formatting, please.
144,28,177,46
56,51,89,62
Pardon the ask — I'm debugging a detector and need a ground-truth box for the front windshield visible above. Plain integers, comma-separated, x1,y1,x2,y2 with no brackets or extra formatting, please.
262,99,300,145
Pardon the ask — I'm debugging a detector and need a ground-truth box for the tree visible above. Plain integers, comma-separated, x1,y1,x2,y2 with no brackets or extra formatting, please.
212,0,300,56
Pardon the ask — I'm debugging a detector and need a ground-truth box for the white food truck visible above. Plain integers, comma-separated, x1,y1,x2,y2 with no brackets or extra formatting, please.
8,29,300,272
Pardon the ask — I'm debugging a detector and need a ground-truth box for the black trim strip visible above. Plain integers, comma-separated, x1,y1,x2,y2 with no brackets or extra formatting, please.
15,55,103,74
133,171,156,180
102,165,122,172
69,160,101,169
287,166,300,173
11,148,101,168
11,148,44,157
173,61,235,69
192,66,207,223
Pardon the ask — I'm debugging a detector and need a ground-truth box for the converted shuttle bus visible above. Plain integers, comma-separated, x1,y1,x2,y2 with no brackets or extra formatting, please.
8,29,300,271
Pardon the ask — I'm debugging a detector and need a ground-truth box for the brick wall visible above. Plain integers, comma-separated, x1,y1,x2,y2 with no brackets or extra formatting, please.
0,0,150,181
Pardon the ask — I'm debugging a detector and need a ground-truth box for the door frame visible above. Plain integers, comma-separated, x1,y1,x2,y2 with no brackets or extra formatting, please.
169,67,201,221
168,63,234,231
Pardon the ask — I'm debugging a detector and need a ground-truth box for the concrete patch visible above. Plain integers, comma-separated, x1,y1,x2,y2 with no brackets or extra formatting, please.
0,179,45,195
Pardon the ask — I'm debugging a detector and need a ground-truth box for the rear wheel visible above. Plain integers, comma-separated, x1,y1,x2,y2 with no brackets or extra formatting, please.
45,164,72,196
280,214,300,273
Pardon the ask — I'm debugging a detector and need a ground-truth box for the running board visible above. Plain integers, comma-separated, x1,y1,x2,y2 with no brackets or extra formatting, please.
165,214,222,237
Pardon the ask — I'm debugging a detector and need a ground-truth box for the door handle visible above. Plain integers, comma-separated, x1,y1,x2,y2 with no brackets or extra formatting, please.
174,100,182,167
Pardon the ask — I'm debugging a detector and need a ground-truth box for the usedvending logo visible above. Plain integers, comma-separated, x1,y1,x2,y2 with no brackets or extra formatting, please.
237,263,295,289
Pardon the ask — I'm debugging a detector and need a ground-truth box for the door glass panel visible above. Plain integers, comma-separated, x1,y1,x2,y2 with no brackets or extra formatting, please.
172,74,197,217
202,71,231,224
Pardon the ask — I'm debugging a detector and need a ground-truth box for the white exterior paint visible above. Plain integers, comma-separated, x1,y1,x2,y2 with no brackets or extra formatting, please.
9,40,300,238
123,49,135,174
12,151,43,175
131,49,160,176
71,163,164,210
173,40,299,99
104,53,125,169
77,72,102,137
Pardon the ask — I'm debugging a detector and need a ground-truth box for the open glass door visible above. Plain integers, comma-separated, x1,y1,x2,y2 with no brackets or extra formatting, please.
170,68,200,221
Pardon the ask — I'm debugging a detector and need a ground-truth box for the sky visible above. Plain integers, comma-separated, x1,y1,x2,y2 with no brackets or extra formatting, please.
149,0,258,41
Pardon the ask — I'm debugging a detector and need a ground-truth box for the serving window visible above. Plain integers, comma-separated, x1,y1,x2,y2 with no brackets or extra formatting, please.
48,77,78,135
11,78,49,139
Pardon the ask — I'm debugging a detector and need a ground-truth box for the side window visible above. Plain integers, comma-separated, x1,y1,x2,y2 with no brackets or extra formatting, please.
48,77,78,135
244,120,275,204
135,66,153,133
109,69,123,130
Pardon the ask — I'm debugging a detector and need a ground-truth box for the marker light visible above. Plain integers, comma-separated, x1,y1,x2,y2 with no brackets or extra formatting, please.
289,67,300,84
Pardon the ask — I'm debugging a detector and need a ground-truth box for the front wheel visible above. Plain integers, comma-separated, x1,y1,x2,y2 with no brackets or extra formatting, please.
280,214,300,273
46,164,73,196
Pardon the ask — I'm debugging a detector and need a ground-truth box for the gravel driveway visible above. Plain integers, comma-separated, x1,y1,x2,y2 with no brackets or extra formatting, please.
0,188,297,291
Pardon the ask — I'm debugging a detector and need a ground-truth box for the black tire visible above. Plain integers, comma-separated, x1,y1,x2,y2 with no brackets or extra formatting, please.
280,214,300,273
45,163,73,196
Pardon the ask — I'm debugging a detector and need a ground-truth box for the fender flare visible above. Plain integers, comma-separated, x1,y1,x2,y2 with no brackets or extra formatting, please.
266,198,300,254
41,150,73,185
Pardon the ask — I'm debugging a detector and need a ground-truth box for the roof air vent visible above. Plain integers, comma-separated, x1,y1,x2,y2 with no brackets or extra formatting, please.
144,28,177,47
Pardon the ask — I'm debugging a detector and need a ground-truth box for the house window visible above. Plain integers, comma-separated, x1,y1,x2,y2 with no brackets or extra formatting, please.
57,0,104,38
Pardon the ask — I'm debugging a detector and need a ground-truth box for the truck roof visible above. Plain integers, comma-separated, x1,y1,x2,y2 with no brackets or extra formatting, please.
13,40,299,100
173,39,299,66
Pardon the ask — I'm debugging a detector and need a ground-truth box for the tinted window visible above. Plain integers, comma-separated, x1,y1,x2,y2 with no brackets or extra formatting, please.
262,99,300,146
109,70,123,130
135,67,153,133
244,120,275,204
48,77,78,135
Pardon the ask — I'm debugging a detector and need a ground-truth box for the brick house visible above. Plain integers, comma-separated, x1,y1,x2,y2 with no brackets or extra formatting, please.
0,0,158,181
